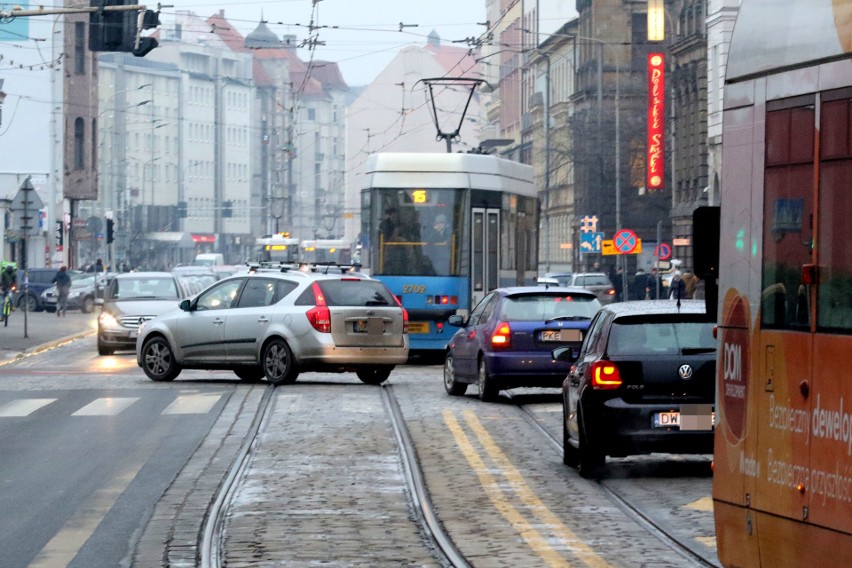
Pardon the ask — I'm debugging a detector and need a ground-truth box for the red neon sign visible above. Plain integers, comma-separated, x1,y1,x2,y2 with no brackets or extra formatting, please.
647,53,665,191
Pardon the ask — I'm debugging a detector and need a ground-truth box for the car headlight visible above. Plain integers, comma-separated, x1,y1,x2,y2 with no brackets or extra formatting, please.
99,312,119,328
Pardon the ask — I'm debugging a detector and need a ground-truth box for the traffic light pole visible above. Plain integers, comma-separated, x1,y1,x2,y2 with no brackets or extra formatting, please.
0,3,164,57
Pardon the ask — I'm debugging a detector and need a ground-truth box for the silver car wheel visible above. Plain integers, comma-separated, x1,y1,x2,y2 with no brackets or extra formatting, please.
262,338,298,386
142,336,180,382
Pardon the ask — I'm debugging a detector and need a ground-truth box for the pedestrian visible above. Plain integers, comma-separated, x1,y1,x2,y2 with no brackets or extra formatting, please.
669,270,686,300
52,266,72,317
613,267,627,302
95,258,104,273
682,271,698,299
632,268,649,300
647,267,662,299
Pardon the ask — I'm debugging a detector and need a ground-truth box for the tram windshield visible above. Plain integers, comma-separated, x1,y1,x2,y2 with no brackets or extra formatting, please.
368,188,465,277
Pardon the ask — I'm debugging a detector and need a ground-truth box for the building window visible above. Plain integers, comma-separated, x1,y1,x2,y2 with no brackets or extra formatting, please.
75,22,85,74
74,117,85,170
307,108,316,121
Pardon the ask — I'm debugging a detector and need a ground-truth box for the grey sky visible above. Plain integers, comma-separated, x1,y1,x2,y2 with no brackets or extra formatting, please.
214,0,487,86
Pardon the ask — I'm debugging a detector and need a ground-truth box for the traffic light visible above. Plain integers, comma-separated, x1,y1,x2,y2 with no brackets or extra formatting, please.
222,201,233,218
176,201,187,218
106,219,114,244
89,0,159,57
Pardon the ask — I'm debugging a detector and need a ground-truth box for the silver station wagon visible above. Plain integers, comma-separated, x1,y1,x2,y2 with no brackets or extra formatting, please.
136,264,410,385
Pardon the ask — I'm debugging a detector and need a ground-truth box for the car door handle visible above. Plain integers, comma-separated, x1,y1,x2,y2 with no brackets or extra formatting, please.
257,316,269,323
213,318,224,325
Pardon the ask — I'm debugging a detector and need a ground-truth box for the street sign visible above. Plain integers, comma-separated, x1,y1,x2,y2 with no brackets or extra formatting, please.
603,237,643,256
579,215,599,233
613,229,639,254
579,232,603,254
655,242,672,260
10,177,45,237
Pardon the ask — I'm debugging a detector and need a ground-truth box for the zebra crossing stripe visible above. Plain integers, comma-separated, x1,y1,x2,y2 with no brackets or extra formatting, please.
162,394,222,415
72,397,140,416
0,398,57,417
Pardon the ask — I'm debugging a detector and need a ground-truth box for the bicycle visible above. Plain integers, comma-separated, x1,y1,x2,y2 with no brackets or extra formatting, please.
2,284,16,327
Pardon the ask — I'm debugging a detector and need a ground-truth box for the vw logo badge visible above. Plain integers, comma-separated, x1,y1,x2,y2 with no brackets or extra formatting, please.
678,364,694,380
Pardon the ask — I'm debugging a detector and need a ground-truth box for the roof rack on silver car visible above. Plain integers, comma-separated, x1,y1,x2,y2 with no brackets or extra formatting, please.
246,261,366,276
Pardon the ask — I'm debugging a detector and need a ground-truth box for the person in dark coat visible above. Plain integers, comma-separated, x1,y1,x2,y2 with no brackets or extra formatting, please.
632,268,649,300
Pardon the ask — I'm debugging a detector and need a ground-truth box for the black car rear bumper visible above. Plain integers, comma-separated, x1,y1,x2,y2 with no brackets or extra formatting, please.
582,396,715,457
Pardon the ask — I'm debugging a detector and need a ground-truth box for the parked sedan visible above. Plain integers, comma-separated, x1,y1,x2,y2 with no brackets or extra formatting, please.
42,271,112,313
554,300,716,478
136,265,409,385
97,272,192,355
443,286,601,401
567,272,616,304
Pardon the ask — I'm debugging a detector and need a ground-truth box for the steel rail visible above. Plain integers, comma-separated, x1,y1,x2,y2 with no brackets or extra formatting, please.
199,384,276,568
381,384,471,568
512,398,719,568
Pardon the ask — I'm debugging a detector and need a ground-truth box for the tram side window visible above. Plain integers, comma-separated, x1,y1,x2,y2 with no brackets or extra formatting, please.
817,95,852,332
761,103,814,329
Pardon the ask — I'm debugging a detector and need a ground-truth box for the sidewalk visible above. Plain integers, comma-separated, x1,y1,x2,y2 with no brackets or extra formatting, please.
0,310,97,362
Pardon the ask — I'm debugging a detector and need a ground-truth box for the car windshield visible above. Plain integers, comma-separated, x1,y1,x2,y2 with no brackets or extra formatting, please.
499,293,601,322
573,274,610,286
70,274,96,288
608,320,716,356
107,277,179,300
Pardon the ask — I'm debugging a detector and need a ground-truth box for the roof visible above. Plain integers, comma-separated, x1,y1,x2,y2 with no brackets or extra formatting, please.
602,300,708,317
496,286,599,299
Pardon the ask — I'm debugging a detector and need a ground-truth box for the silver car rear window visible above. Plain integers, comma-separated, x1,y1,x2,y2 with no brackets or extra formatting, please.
317,280,396,307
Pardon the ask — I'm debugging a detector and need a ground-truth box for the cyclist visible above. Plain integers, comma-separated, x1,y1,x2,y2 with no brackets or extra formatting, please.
1,264,18,322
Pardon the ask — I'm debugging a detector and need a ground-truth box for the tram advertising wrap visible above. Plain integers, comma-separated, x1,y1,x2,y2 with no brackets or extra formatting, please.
710,1,852,566
360,153,538,352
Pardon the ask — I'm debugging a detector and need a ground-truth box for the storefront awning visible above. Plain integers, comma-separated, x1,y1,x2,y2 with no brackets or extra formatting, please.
144,232,195,247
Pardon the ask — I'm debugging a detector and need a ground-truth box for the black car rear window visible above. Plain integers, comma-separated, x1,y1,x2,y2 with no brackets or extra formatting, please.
297,279,397,307
608,320,716,356
499,293,601,321
107,277,179,300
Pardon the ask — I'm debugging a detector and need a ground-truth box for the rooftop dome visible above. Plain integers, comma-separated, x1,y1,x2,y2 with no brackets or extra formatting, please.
245,19,280,49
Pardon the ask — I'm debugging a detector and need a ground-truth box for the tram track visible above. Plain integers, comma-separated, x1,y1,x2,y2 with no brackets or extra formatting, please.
512,399,720,568
199,382,470,568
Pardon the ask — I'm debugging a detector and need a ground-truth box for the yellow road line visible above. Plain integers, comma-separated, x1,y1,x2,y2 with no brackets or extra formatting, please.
445,410,612,568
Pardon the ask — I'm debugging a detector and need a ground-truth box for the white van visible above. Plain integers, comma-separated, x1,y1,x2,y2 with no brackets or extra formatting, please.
194,253,225,266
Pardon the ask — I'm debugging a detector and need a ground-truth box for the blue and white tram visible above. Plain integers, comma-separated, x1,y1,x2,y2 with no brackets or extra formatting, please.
361,152,539,352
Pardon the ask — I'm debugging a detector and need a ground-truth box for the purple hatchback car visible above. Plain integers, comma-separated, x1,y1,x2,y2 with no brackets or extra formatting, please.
443,286,601,401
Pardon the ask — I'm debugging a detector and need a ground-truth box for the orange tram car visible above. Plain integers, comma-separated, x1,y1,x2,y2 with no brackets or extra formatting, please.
709,0,852,566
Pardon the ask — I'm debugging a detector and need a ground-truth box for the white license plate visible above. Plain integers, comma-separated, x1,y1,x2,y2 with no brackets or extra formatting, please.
653,405,714,430
540,329,582,342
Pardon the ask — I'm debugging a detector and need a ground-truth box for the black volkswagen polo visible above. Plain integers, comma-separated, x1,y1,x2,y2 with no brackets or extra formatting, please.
554,300,716,478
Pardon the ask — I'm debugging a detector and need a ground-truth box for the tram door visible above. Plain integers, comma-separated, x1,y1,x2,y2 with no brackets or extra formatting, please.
471,208,500,307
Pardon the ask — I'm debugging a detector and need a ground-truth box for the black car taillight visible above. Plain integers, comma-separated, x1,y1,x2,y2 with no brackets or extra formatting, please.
591,360,622,389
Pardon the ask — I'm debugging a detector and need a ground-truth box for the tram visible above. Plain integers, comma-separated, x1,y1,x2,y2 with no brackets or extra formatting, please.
360,152,538,352
300,239,352,265
255,233,300,264
708,2,852,565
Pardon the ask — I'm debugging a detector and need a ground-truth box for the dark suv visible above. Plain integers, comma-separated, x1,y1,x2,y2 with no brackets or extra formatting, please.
555,300,716,478
15,268,60,311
